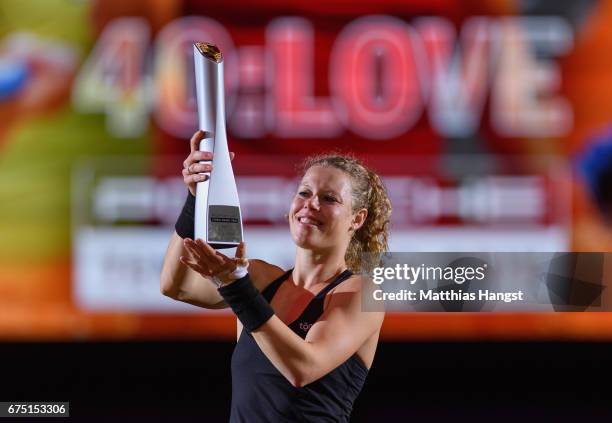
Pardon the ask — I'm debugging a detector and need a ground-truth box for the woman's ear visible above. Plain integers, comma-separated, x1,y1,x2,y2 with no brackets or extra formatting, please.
351,208,368,231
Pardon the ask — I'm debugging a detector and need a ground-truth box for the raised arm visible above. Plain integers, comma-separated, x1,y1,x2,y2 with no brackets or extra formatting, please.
160,130,283,308
160,130,226,308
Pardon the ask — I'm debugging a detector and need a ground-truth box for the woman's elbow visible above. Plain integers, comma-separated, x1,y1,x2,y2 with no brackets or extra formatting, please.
286,366,317,388
282,348,323,387
287,374,307,388
160,277,178,299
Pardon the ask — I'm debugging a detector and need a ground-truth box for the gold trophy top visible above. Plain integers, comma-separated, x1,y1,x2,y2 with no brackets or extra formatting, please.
194,42,223,63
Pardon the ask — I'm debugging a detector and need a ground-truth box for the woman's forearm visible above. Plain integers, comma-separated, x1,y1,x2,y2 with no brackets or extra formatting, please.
160,232,226,308
160,232,189,297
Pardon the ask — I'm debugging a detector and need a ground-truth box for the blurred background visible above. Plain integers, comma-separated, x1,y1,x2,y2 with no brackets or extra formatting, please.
1,0,612,420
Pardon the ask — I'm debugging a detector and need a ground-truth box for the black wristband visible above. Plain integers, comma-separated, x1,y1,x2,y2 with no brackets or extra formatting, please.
218,274,274,332
175,191,195,239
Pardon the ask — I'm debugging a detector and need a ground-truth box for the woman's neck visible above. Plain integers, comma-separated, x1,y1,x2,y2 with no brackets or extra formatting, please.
292,246,347,288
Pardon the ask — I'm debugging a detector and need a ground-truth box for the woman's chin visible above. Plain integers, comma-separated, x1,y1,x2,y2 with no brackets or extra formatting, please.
291,231,320,250
292,236,313,249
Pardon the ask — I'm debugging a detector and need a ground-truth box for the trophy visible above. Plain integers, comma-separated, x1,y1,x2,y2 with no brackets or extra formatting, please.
192,42,243,249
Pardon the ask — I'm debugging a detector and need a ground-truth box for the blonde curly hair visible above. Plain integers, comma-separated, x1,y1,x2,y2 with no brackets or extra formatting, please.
301,154,392,273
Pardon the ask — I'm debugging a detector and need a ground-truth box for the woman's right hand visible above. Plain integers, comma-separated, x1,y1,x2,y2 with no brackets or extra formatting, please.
182,130,235,196
182,130,213,196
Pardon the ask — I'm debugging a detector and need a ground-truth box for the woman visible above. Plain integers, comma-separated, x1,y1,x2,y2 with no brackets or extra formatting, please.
160,130,391,422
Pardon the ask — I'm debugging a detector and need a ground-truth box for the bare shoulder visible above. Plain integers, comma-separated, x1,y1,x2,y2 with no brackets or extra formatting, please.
248,259,286,292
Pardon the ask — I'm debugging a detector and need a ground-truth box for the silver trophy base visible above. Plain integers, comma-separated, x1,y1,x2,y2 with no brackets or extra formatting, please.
207,205,242,249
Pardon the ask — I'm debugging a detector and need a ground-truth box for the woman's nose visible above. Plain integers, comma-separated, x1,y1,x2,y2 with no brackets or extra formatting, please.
304,195,320,210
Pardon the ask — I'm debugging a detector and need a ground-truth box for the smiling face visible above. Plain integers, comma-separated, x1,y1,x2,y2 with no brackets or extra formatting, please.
289,165,363,252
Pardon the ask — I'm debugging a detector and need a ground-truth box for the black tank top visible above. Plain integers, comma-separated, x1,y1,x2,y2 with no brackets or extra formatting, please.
229,269,369,422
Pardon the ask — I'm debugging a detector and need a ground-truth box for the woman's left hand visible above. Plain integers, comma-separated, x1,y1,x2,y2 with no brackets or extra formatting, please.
181,239,248,286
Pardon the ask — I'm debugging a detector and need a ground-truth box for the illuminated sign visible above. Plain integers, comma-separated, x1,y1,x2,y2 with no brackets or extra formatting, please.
72,15,573,139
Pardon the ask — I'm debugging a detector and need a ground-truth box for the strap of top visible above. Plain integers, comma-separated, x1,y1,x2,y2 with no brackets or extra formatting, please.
288,269,353,338
262,268,353,302
261,269,293,302
312,269,353,298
